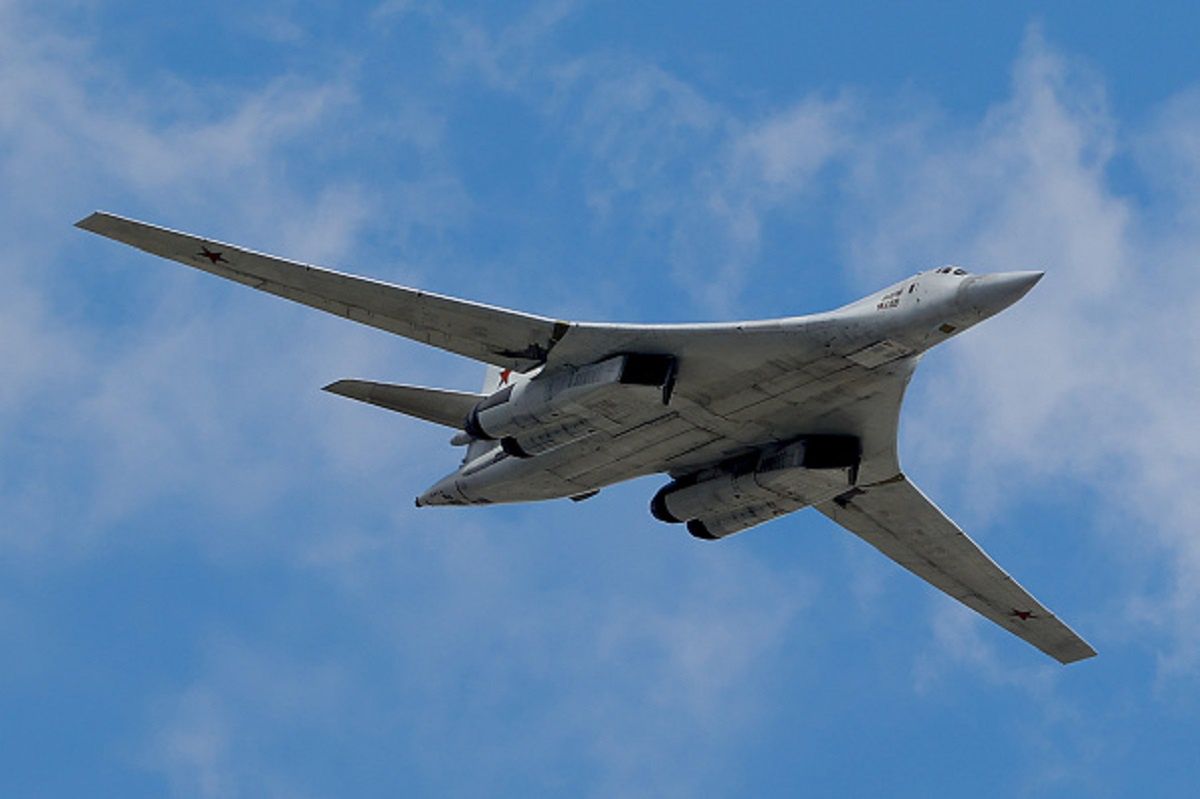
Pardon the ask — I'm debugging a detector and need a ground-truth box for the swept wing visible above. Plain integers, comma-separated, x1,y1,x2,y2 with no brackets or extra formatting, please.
75,212,571,371
817,475,1096,664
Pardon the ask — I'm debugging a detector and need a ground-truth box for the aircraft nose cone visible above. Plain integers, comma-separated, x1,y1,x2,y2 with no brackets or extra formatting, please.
959,270,1044,316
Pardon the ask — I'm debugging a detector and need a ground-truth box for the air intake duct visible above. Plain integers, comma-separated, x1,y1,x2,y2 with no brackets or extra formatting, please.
464,353,678,456
650,435,860,538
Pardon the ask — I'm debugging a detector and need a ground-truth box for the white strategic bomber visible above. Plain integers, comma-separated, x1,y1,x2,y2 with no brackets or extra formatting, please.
77,212,1096,664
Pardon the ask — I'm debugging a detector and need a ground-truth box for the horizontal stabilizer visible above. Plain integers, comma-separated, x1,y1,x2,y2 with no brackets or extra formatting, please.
324,380,484,430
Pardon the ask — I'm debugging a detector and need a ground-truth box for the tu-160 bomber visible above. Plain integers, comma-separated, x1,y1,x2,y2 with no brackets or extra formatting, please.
76,211,1096,664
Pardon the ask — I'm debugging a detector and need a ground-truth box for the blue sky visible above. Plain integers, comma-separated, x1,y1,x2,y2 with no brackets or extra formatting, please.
3,1,1200,795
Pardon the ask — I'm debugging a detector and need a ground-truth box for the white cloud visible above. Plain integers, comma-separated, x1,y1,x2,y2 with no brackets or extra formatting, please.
437,0,581,91
536,57,854,315
0,1,469,558
150,686,234,799
143,639,348,799
829,29,1200,678
416,2,857,316
457,13,1200,680
280,493,812,796
913,603,1057,695
4,4,1200,792
732,96,854,191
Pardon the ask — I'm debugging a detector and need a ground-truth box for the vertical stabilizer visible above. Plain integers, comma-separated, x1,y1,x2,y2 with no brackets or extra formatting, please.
480,364,507,395
479,364,537,395
465,365,535,463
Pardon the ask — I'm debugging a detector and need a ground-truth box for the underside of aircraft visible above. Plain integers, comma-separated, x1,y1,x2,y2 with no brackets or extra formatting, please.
76,211,1096,665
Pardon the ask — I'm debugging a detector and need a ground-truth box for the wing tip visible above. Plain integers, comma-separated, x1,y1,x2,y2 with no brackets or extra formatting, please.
75,210,133,238
1057,643,1098,665
322,379,358,396
74,210,108,232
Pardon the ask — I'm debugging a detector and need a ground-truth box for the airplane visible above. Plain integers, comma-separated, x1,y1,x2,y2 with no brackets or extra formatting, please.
76,211,1096,665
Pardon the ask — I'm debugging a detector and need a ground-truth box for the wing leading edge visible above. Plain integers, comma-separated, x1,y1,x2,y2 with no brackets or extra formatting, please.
817,475,1096,664
75,212,571,371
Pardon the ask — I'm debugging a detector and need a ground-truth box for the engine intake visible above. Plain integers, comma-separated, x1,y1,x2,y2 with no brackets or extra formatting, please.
650,435,860,538
464,353,678,456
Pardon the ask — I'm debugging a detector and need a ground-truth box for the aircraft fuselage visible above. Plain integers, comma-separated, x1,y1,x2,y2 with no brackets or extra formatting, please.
417,268,1041,507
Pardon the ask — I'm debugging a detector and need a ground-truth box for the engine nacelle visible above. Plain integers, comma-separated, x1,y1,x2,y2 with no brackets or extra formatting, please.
650,436,860,538
465,353,676,457
498,419,597,458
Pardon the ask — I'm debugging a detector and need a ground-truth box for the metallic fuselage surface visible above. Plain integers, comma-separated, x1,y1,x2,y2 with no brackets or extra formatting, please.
418,269,1036,507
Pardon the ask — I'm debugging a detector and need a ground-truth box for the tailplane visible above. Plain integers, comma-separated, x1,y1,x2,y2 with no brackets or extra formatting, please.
323,380,484,430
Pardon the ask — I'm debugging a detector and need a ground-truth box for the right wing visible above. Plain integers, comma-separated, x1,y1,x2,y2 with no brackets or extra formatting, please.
817,474,1096,664
74,213,905,393
76,212,571,371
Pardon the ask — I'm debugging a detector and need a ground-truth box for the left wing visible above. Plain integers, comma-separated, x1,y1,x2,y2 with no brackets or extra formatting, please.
817,474,1095,664
76,212,571,371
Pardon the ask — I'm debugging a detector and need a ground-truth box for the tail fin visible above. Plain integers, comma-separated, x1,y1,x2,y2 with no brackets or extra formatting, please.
479,364,536,394
467,365,537,461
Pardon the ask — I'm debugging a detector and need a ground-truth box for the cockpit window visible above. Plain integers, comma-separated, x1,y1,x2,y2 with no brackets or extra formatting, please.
935,266,969,275
953,268,968,275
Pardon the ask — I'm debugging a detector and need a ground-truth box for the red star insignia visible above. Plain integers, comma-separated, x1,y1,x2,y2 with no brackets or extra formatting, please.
198,246,228,265
1010,609,1034,621
499,368,512,385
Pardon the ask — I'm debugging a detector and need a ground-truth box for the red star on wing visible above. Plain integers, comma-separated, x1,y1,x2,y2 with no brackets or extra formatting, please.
198,246,228,265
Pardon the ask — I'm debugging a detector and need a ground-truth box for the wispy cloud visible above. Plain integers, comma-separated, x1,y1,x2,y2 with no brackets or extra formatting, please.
287,502,812,797
418,2,856,316
828,29,1200,679
143,638,348,798
426,7,1200,684
0,0,467,556
4,3,1200,795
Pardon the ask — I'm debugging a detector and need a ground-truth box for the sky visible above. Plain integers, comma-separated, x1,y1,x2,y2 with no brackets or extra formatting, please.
2,1,1200,796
